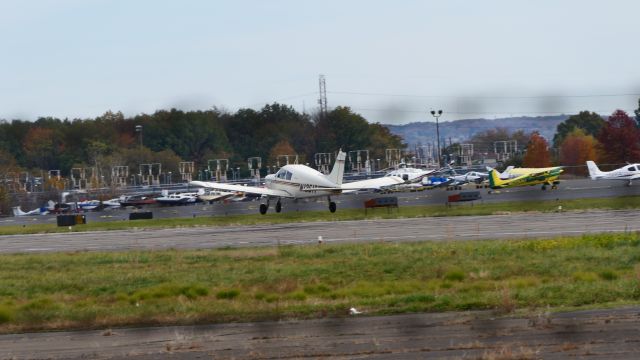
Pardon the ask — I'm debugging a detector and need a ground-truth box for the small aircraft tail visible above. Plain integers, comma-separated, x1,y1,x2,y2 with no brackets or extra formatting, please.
326,150,346,185
586,161,603,180
488,169,505,189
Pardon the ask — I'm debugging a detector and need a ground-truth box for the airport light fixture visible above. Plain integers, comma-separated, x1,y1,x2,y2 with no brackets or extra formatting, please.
430,109,443,168
135,125,143,148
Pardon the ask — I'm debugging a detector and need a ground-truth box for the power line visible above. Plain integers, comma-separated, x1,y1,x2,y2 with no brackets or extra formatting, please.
328,90,640,100
351,108,636,115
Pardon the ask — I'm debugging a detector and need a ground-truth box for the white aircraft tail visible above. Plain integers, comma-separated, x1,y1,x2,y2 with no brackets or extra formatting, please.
326,150,346,185
586,161,604,180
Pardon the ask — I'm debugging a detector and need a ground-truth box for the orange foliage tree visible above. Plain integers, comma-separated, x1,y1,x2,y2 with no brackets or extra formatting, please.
269,140,297,167
522,132,552,167
559,128,598,176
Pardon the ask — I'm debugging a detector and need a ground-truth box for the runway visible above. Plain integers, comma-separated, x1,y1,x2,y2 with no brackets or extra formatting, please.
1,209,638,254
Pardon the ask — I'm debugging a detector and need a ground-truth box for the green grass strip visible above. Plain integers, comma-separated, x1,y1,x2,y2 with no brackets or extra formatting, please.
3,195,640,236
0,232,639,333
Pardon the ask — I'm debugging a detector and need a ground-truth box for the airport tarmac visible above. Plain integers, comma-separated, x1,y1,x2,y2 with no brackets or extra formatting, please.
2,307,639,359
1,209,638,254
2,178,640,227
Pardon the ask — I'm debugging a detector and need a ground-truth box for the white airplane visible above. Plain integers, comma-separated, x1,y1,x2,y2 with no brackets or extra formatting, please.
12,206,48,216
446,167,488,184
190,150,406,214
384,163,435,182
586,160,640,186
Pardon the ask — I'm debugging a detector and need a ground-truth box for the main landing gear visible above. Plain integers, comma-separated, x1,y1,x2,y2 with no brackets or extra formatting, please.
260,198,283,215
328,196,337,213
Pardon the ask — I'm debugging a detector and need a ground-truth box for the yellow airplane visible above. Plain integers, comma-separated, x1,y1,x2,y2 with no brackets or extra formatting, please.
488,166,563,191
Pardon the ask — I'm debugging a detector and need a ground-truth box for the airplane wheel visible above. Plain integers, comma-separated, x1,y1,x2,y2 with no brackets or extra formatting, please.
541,186,547,191
329,201,337,213
275,201,282,213
551,185,557,190
259,204,268,215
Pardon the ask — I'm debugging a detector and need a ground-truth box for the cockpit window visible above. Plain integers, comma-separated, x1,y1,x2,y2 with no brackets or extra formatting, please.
628,166,637,172
276,169,293,180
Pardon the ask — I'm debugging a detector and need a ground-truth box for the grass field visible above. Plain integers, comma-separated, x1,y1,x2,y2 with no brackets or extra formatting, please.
3,195,640,236
0,232,639,333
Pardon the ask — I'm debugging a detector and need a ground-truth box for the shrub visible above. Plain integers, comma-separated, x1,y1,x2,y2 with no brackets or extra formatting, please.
599,270,618,281
444,270,465,282
572,272,598,282
287,291,307,301
399,294,435,304
216,289,240,299
0,305,14,324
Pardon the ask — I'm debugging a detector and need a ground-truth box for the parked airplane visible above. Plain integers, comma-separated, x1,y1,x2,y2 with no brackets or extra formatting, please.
586,161,640,186
488,166,563,190
190,150,406,214
12,206,48,216
384,163,435,182
445,167,488,185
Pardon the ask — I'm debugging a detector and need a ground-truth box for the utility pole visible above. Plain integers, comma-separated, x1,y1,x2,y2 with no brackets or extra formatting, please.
430,110,443,168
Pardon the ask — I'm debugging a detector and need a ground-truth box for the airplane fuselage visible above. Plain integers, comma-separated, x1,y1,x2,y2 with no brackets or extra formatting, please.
489,168,563,189
593,164,640,181
264,164,341,199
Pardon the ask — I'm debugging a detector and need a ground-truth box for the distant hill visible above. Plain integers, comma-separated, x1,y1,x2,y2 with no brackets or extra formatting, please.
385,115,568,147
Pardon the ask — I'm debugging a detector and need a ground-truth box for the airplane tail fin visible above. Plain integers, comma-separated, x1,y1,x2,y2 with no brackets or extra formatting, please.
586,161,603,180
488,169,505,189
326,150,346,185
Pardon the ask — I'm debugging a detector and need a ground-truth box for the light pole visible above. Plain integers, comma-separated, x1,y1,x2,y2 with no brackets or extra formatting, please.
430,109,443,168
168,171,172,184
135,125,143,149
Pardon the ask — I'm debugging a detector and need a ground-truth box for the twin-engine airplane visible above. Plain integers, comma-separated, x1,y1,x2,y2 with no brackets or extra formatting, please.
586,161,640,186
488,166,563,190
190,150,405,214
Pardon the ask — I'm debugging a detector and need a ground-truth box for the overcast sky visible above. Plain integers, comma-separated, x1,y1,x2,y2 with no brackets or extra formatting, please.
1,0,639,123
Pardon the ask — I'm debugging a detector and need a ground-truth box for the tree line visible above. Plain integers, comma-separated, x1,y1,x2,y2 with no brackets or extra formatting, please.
2,99,640,182
0,103,404,179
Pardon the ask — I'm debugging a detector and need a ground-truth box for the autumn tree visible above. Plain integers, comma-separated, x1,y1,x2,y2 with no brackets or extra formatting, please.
553,111,605,148
522,132,552,167
559,128,598,176
22,127,64,170
597,110,640,164
269,140,297,166
635,98,640,127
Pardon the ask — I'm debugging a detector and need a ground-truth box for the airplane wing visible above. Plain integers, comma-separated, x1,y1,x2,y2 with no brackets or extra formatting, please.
340,176,406,191
190,181,293,198
517,167,563,179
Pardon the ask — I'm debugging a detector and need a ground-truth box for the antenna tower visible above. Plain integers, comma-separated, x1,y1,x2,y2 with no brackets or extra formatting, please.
318,74,328,119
